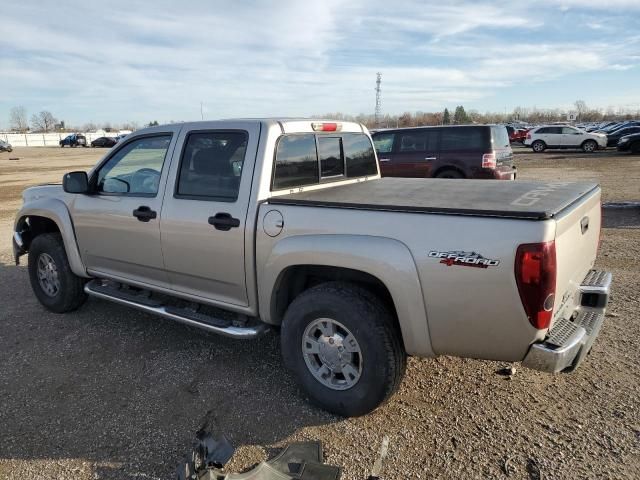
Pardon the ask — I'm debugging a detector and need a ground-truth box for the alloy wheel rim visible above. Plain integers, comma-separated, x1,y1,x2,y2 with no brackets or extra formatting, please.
37,253,60,297
302,318,363,391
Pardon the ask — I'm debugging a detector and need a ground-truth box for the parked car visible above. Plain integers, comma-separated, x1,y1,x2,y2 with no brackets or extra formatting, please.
91,136,117,148
371,125,516,180
115,134,129,143
0,140,12,152
617,132,640,154
13,119,610,416
506,126,527,143
524,126,606,153
606,126,640,147
60,134,87,148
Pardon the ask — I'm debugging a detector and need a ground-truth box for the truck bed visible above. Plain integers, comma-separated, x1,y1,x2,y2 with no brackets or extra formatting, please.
268,178,599,220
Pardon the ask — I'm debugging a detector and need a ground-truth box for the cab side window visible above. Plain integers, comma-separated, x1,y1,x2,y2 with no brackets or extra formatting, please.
96,135,172,196
176,131,248,202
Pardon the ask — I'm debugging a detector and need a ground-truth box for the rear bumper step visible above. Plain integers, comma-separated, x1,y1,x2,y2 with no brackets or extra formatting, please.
522,270,611,373
85,280,270,340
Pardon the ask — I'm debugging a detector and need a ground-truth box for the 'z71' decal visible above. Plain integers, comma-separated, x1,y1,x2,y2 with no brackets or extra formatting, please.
429,250,500,268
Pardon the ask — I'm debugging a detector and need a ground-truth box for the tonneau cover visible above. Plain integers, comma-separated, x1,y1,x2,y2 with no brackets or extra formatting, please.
268,178,599,220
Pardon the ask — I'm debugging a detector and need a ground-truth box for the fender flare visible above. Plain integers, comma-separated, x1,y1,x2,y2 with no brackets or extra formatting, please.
259,234,434,357
14,198,89,278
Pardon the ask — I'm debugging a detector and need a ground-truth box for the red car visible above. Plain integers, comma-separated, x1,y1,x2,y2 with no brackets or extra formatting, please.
506,126,528,143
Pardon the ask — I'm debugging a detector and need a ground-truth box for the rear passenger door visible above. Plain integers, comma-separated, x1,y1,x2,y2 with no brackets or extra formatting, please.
539,127,562,147
160,122,260,307
391,129,439,177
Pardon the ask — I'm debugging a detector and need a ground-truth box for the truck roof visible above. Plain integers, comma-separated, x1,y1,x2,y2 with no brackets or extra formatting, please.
136,119,367,135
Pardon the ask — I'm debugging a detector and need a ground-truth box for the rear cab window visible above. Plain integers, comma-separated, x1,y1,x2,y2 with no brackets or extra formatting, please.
272,133,377,191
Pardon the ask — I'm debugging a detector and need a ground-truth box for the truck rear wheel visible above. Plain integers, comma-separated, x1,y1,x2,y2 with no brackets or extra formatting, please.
28,233,87,313
281,281,406,416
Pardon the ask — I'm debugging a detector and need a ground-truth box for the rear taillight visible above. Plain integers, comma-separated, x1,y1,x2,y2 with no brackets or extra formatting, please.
482,152,496,169
526,133,531,139
515,241,557,330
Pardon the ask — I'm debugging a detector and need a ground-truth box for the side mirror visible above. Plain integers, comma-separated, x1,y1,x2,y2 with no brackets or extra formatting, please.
63,171,89,194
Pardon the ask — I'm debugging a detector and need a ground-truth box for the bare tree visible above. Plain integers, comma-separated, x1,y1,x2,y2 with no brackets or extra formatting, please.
574,100,588,121
30,111,58,132
9,106,29,132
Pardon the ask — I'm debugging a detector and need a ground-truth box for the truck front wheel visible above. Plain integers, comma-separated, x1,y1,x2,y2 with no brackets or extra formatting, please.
28,233,87,313
281,281,406,416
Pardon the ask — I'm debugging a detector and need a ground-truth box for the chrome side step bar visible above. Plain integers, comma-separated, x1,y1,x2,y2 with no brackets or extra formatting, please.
84,280,270,340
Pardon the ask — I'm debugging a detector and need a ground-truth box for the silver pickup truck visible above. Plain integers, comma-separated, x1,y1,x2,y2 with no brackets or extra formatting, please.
13,119,612,416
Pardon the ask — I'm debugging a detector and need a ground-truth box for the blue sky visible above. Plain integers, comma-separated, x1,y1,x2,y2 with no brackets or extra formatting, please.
1,0,639,128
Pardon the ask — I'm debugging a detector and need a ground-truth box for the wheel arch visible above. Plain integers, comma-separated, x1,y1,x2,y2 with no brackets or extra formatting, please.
14,199,89,277
259,234,434,357
432,165,466,178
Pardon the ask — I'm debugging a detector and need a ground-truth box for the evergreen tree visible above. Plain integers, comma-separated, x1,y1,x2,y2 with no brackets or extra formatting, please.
453,105,469,124
443,108,451,125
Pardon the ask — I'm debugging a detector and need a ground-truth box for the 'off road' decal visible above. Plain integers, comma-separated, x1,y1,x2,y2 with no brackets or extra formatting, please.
429,250,500,268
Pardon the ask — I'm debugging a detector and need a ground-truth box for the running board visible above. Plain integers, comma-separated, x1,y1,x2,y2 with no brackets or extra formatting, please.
84,280,270,339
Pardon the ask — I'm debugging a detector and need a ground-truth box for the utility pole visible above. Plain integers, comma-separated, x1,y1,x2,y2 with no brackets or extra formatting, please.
374,73,382,128
200,102,204,121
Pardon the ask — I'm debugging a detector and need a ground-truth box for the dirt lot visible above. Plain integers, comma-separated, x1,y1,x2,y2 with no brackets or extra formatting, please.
0,147,639,479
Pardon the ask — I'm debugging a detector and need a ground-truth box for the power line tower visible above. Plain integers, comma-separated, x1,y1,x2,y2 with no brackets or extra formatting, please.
374,72,382,127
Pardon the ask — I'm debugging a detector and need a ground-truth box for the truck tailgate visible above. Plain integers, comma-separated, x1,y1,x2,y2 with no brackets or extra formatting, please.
552,187,602,323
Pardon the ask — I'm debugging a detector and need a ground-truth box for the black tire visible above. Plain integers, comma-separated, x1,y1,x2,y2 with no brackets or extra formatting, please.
630,142,640,154
28,233,87,313
435,169,464,179
582,140,597,153
281,281,406,417
531,140,546,152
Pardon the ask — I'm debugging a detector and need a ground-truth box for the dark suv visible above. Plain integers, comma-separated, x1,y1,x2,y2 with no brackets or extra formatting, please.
371,125,515,180
60,134,87,148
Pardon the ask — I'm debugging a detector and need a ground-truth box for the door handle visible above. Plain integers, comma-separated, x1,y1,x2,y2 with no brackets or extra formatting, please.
208,212,240,231
132,206,157,222
379,158,391,162
424,157,437,160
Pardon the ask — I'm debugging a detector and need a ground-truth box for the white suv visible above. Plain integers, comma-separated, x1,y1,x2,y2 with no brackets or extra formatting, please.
524,126,607,153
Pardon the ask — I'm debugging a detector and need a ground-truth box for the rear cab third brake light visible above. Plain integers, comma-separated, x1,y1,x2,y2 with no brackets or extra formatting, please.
515,241,557,330
311,122,342,132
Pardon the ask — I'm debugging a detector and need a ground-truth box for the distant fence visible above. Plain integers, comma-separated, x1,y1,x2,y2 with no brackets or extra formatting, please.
0,132,119,147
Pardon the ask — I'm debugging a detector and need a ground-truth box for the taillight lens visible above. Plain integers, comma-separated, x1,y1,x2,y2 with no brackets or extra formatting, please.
515,241,557,329
311,122,341,132
482,152,496,169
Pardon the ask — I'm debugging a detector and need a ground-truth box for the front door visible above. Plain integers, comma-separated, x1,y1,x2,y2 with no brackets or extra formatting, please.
560,126,583,147
72,129,181,287
160,123,260,307
372,132,396,176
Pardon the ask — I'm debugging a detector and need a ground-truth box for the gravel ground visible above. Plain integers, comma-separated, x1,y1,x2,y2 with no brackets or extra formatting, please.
0,147,639,479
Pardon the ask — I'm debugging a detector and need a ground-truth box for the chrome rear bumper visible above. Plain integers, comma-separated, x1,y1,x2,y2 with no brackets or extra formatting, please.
522,270,612,373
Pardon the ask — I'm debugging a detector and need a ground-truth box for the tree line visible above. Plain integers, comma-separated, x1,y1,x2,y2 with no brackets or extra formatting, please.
8,100,639,133
7,106,139,133
318,100,640,129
